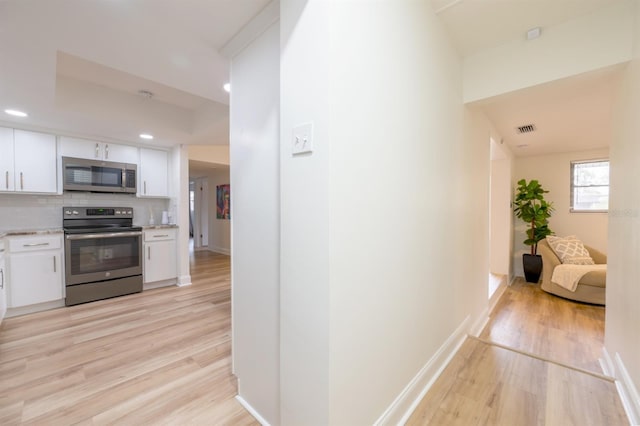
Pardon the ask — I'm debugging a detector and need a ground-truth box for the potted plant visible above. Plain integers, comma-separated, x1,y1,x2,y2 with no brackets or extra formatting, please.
513,179,554,283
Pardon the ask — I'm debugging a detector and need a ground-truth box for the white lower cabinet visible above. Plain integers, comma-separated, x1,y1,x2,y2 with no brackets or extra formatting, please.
143,229,177,283
7,235,64,308
0,241,7,323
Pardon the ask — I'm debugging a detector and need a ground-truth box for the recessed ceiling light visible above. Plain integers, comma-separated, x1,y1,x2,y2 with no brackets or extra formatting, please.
223,83,231,93
139,133,154,140
4,109,28,118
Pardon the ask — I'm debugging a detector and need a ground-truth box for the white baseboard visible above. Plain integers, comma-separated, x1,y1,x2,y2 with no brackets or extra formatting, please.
143,278,177,290
600,346,615,377
488,280,508,315
602,347,640,425
470,277,509,338
374,315,471,425
209,246,231,256
6,299,65,318
177,275,192,287
470,309,490,337
235,395,271,426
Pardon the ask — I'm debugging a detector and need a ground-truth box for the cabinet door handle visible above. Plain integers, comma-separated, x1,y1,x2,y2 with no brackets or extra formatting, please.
23,242,50,247
20,172,23,190
5,170,8,189
147,246,151,260
0,268,4,289
153,234,169,238
144,181,147,195
53,255,56,273
95,143,100,158
105,144,109,159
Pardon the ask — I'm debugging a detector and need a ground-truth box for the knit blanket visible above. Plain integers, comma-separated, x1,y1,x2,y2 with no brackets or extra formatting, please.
551,264,607,292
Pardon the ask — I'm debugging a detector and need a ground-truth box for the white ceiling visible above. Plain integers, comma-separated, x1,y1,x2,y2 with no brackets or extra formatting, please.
432,0,628,157
0,0,270,147
0,1,628,156
474,64,623,157
432,0,627,57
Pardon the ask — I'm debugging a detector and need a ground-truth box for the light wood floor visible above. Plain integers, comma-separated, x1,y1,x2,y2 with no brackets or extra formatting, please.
0,250,258,425
480,277,606,373
408,278,628,425
0,260,627,425
406,337,627,426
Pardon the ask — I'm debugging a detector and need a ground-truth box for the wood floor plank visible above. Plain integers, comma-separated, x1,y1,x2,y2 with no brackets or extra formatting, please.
0,250,257,425
479,278,606,373
4,255,625,425
408,279,627,426
407,339,628,426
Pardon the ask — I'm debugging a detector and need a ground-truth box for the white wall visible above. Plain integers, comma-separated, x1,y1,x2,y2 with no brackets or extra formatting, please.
230,21,280,425
280,1,331,424
464,1,634,103
489,139,513,277
606,1,640,422
512,148,609,276
280,1,492,424
454,108,493,323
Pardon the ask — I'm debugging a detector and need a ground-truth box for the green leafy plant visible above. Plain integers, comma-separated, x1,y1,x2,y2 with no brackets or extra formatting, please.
513,179,554,255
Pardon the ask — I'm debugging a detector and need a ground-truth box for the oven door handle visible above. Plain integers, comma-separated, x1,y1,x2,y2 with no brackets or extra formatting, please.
66,231,142,240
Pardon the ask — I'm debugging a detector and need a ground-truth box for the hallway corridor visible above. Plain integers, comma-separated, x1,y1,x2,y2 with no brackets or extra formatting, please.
407,279,627,425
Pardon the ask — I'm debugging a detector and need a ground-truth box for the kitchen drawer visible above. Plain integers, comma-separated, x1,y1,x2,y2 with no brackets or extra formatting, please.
9,235,62,253
144,228,176,242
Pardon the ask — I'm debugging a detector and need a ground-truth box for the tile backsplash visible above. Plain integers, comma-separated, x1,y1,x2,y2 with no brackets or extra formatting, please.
0,192,170,231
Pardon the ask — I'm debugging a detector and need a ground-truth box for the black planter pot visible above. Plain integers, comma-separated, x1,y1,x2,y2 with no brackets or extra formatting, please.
522,254,543,283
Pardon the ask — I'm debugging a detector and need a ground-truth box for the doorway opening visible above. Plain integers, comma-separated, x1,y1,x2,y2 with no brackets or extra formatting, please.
188,160,231,256
189,177,209,251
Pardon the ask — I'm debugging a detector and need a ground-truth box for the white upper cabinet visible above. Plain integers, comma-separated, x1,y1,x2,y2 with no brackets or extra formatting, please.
139,148,169,197
0,127,15,192
1,127,57,194
12,130,57,193
59,137,138,164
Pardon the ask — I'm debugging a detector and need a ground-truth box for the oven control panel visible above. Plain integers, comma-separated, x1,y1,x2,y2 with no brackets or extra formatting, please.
63,207,134,218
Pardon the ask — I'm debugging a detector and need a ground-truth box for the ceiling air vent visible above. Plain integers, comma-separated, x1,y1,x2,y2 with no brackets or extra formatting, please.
516,124,536,134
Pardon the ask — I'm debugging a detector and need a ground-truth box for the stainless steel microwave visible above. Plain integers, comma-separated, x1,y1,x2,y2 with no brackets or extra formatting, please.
62,156,137,194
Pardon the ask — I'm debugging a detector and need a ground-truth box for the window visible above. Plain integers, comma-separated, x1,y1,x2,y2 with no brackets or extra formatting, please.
570,160,609,212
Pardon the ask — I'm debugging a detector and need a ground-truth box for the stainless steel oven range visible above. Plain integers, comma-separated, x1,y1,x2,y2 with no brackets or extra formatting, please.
63,207,142,306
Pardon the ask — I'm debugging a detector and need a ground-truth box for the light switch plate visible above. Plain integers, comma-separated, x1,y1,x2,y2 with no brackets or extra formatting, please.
292,122,314,155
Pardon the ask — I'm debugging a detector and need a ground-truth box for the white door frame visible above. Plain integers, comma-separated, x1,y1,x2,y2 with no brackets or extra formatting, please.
192,177,209,249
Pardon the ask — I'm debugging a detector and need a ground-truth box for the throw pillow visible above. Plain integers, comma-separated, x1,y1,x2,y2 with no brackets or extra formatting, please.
546,235,595,265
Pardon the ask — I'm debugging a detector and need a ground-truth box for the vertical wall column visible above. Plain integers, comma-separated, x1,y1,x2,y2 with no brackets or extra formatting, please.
229,19,281,426
171,144,191,286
